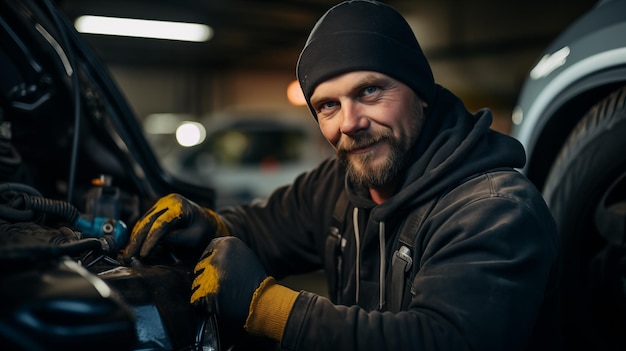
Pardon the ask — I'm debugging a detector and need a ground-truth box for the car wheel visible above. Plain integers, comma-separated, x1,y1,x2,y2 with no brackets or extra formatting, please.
542,85,626,350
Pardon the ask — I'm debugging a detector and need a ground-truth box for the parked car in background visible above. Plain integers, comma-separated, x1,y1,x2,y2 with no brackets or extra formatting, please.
510,0,626,349
169,111,333,209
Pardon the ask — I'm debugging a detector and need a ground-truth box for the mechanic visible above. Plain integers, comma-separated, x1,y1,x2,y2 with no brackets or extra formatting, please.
122,1,561,350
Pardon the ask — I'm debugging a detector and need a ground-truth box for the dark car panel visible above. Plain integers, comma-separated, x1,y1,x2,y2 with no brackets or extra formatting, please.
511,0,626,349
512,0,626,188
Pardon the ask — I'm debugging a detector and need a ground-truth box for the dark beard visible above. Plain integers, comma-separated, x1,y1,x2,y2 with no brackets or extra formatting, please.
338,131,407,189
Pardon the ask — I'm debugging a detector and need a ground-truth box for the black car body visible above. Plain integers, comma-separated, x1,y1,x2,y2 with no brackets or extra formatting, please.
0,0,224,349
511,0,626,349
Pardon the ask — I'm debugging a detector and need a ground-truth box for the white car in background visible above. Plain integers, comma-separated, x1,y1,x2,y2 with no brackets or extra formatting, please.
171,110,333,209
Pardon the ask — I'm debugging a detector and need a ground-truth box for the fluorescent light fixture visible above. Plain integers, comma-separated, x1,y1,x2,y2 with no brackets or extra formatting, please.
75,15,212,42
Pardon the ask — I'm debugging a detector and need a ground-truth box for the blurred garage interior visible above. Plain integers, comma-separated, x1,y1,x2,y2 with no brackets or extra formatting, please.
59,0,597,142
56,0,599,293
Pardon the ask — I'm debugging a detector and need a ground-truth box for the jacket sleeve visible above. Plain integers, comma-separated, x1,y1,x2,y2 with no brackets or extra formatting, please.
280,174,559,351
217,157,346,279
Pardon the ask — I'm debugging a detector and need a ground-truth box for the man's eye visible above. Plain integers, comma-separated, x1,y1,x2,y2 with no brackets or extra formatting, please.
320,101,338,110
362,86,379,96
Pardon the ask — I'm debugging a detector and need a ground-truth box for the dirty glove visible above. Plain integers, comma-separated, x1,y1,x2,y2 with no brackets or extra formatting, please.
121,193,228,261
191,236,299,341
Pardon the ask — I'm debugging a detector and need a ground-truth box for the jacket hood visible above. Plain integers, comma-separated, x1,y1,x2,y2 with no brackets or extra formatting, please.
354,84,526,222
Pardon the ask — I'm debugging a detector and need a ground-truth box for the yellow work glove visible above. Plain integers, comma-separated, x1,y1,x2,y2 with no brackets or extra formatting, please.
121,193,228,262
191,236,299,342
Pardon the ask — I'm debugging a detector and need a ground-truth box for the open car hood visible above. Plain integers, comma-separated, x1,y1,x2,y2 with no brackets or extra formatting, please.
0,0,215,210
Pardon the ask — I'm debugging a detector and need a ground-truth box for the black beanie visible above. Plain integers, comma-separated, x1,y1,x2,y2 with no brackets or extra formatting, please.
296,0,435,117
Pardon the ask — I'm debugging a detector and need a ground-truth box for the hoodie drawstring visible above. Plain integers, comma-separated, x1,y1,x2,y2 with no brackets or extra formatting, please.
352,207,387,310
352,207,360,304
379,221,386,311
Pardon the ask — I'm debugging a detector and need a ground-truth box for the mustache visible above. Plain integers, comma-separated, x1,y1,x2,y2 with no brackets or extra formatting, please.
337,131,393,156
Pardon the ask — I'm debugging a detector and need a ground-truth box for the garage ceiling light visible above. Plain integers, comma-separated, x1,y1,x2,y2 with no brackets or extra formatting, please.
74,15,213,42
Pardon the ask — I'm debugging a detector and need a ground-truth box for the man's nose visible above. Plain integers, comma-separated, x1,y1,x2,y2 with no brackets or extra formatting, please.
340,101,369,135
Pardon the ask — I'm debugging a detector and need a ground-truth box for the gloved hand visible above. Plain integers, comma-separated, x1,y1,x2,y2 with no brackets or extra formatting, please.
191,236,300,341
191,236,268,327
121,193,228,262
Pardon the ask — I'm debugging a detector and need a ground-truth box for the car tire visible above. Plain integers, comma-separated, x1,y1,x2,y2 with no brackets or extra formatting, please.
542,85,626,350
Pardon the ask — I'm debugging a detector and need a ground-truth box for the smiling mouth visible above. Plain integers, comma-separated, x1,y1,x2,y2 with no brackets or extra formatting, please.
340,139,387,161
350,143,377,154
338,132,392,158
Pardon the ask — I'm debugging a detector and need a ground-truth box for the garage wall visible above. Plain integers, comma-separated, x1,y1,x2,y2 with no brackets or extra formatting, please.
110,66,301,117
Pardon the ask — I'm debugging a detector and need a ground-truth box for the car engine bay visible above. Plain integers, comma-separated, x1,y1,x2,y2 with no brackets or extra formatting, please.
0,0,232,349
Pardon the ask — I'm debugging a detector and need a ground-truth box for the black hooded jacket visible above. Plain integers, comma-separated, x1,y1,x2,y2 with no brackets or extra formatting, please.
219,85,560,351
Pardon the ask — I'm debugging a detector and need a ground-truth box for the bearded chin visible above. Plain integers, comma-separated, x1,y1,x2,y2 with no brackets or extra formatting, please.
342,141,405,189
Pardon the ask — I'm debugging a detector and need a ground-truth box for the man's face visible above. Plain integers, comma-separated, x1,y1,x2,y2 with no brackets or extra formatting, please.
310,71,427,189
